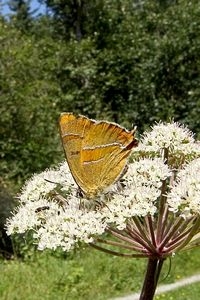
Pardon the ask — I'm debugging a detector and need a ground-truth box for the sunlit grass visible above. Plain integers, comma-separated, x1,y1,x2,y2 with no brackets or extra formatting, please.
0,247,199,300
155,282,200,300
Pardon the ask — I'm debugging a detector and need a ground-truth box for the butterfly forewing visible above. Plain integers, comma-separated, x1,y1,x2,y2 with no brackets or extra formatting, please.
60,115,89,189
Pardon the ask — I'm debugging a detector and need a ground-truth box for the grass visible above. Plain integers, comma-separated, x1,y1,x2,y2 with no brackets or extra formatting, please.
0,247,199,300
155,282,200,300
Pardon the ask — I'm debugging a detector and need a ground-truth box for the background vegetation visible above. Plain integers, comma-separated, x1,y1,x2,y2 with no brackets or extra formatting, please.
1,0,200,188
0,247,200,300
0,0,200,298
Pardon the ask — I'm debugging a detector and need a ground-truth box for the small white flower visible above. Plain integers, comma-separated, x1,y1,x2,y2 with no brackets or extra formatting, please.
33,208,106,251
6,198,57,235
139,121,194,151
102,158,171,228
134,122,200,168
125,158,171,187
19,161,78,204
167,158,200,217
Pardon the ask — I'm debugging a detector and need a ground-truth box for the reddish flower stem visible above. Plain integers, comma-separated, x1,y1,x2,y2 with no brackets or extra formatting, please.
158,217,183,250
89,243,147,258
139,258,165,300
145,215,156,247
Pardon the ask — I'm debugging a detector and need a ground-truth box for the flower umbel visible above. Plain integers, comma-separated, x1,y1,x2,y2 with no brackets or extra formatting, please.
6,121,200,300
136,121,200,168
6,121,200,256
102,158,171,230
168,158,200,217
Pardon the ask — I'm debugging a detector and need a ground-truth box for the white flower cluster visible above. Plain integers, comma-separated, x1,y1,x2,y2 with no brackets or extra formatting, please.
6,199,60,235
6,121,200,252
167,158,200,217
6,161,106,250
7,162,77,235
19,161,76,203
140,121,195,150
102,158,171,229
34,209,106,251
136,122,200,166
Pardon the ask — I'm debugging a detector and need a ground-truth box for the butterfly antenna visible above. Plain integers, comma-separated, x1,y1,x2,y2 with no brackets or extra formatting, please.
44,178,59,184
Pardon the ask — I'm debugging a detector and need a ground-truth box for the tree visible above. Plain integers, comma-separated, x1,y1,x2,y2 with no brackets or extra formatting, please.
41,0,109,41
1,0,200,191
0,20,63,185
8,0,33,32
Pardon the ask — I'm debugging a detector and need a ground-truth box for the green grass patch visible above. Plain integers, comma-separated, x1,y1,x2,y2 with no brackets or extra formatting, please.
0,247,199,300
155,282,200,300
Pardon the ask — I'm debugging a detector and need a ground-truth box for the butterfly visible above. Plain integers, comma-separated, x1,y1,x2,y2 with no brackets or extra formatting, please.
59,113,137,198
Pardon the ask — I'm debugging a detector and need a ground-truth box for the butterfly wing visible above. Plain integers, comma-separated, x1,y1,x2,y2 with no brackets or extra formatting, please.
80,120,137,191
59,113,91,191
59,113,137,197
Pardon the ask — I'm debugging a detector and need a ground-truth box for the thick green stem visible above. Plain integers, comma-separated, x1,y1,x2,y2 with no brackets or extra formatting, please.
139,258,165,300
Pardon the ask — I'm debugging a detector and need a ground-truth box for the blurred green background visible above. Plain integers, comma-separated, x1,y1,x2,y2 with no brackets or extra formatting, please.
0,1,200,299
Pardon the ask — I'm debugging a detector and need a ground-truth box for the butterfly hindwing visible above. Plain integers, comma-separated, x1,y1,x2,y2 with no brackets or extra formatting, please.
59,113,137,198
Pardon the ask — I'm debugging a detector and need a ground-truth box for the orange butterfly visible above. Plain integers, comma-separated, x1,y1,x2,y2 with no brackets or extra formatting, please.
59,113,137,198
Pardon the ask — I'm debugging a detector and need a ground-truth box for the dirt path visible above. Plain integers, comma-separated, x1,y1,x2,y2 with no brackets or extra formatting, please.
112,273,200,300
